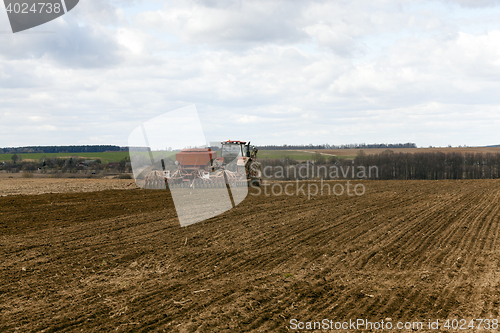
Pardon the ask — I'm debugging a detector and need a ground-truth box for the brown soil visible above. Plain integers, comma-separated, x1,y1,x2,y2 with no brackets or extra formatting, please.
1,180,500,332
0,178,138,197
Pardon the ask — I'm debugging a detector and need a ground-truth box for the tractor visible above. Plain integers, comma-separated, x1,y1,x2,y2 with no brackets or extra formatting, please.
144,140,262,189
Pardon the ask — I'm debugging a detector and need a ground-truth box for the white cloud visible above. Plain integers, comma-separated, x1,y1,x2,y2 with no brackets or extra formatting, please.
134,0,309,48
1,0,500,147
447,0,500,7
37,125,58,131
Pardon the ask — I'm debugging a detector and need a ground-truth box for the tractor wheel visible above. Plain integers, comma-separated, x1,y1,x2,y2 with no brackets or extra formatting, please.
249,179,261,187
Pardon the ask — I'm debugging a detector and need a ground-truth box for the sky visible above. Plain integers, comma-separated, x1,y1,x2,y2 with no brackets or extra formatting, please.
1,0,500,148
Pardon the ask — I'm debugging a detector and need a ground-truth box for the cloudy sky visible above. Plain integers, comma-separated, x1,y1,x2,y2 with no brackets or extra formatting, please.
1,0,500,148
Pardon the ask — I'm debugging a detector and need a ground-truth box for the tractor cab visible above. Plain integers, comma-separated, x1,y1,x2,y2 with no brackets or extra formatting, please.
221,140,249,163
220,140,259,174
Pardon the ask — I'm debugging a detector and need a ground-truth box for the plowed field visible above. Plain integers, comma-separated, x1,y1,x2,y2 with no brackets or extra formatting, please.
1,180,500,332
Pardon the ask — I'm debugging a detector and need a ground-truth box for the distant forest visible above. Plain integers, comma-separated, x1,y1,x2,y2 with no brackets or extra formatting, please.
255,143,417,150
0,143,418,154
355,151,500,180
261,151,500,180
0,145,125,154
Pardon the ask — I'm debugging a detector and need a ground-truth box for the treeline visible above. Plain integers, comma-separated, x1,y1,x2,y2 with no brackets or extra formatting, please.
355,151,500,180
0,155,131,174
256,143,417,150
0,145,124,154
258,151,500,180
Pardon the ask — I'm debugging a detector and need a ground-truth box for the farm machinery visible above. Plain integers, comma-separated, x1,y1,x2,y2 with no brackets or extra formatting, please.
144,140,262,189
